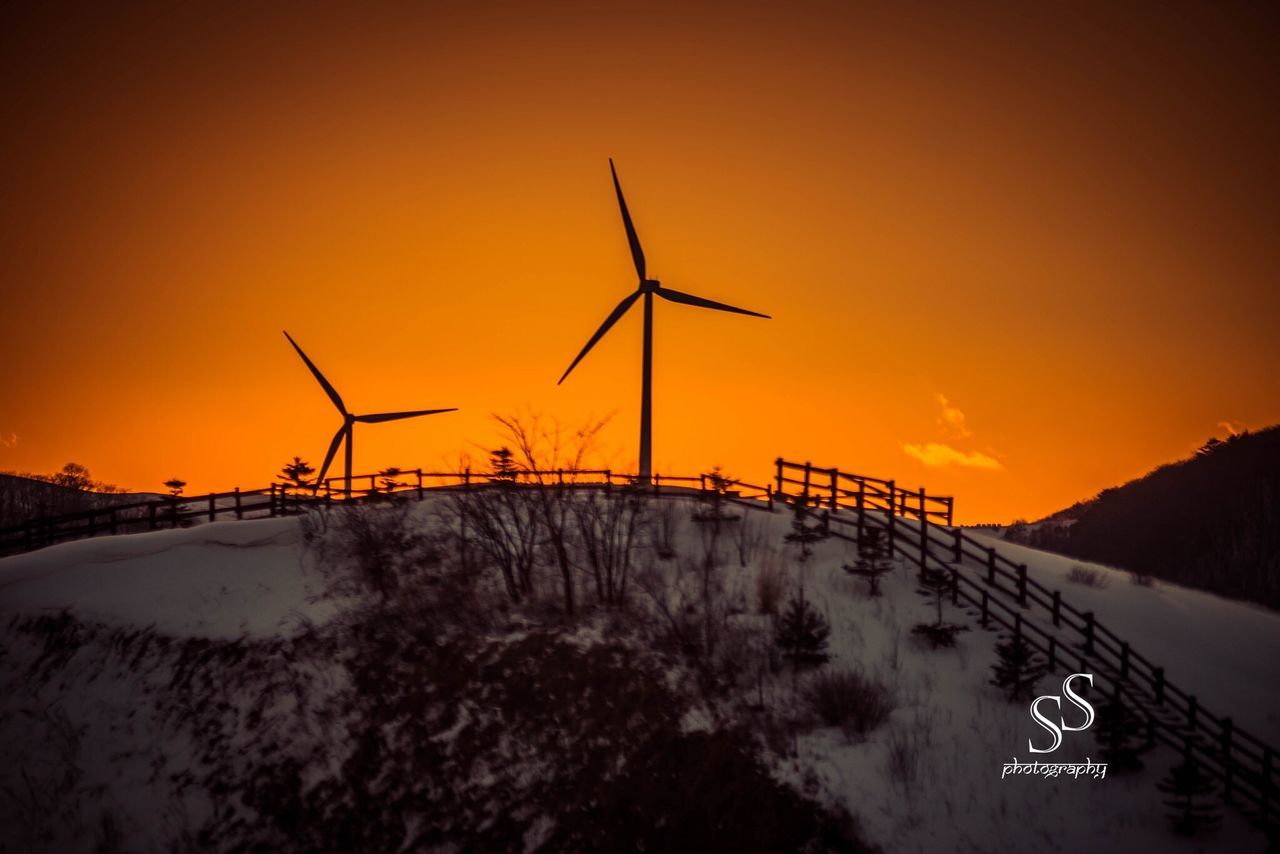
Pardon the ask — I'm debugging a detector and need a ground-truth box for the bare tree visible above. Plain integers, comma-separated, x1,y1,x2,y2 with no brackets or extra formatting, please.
449,448,543,603
573,484,647,606
494,411,609,617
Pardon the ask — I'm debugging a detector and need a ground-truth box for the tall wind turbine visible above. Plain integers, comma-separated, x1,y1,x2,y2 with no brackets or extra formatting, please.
558,159,770,484
283,331,457,498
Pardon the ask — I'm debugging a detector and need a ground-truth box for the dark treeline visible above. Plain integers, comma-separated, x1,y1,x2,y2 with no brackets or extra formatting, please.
1011,425,1280,610
0,464,142,528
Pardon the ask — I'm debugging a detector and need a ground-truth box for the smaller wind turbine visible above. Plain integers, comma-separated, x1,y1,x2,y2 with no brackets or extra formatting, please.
283,331,456,498
558,159,770,484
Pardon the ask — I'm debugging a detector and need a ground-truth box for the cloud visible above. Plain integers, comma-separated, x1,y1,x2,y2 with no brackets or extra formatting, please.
902,442,1003,470
1218,420,1244,437
0,432,16,449
935,393,971,438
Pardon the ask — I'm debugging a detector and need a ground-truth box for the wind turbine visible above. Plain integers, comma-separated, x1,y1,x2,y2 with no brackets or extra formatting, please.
283,331,457,498
558,159,770,484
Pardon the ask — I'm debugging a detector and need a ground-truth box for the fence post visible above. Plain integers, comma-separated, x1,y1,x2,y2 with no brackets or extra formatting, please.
766,485,774,512
856,489,866,544
829,468,838,511
887,480,897,549
416,470,424,501
464,467,472,492
1187,695,1198,731
952,529,962,563
949,567,958,605
208,494,216,522
987,548,996,584
775,457,784,497
234,488,243,520
700,473,707,493
1222,717,1234,804
1052,591,1061,627
980,590,990,628
1120,642,1130,679
801,461,812,500
1153,667,1165,704
947,497,954,526
919,489,929,575
1083,612,1095,654
1048,637,1057,670
654,473,661,495
269,484,277,517
1017,564,1028,607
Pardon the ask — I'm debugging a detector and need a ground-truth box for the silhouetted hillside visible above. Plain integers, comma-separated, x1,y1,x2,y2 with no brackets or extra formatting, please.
1013,426,1280,609
0,467,147,528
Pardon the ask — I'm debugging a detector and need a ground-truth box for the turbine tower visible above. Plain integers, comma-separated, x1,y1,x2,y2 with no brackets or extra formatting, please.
558,159,770,484
283,331,456,498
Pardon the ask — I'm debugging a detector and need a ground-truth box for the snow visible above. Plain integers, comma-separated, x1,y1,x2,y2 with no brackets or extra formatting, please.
0,493,1276,851
0,516,334,638
965,530,1280,744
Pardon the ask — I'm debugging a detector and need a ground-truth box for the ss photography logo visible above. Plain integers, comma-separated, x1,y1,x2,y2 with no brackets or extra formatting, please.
1001,673,1108,781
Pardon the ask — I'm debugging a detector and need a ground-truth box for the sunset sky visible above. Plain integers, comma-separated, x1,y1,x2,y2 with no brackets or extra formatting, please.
2,2,1278,523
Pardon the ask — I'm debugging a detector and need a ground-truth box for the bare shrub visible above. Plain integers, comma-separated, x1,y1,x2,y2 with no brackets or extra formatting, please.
806,669,895,735
885,711,935,794
1067,565,1109,589
305,499,441,601
735,515,767,568
574,486,648,606
652,499,682,560
756,559,787,616
1129,571,1155,587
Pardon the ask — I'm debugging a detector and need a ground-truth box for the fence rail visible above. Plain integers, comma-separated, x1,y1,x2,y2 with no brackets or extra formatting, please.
774,461,1278,829
0,467,778,556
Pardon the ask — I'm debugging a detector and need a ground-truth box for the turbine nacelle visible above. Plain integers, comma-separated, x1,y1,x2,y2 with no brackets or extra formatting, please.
640,279,661,292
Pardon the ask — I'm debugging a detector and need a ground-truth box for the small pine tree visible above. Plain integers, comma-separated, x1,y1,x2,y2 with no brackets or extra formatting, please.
161,478,187,528
989,631,1048,702
843,527,892,596
1158,755,1221,837
489,447,518,482
774,594,831,668
280,456,315,489
784,492,827,561
1092,694,1151,772
378,467,403,494
911,567,966,648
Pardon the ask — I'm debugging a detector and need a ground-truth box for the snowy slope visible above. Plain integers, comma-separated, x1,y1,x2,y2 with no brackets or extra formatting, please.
0,495,1275,852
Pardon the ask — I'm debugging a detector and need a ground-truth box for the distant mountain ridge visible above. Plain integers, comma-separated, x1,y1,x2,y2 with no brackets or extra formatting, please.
1009,425,1280,610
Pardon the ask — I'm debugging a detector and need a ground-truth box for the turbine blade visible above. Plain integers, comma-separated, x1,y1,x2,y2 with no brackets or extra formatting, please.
655,287,771,319
354,408,458,424
283,331,346,414
558,290,641,385
610,158,646,281
313,425,348,491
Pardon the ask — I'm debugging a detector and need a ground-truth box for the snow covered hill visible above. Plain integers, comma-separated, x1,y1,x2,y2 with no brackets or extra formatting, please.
1,493,1275,851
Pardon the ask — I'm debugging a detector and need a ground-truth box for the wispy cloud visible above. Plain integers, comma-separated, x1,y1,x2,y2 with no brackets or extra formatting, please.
0,432,16,449
903,442,1003,470
935,393,971,438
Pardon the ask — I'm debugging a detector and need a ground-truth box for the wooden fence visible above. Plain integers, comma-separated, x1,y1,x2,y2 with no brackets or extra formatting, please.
773,461,1278,830
0,467,777,555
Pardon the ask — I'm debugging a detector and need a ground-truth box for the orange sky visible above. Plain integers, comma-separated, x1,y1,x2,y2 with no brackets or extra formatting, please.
2,2,1278,523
